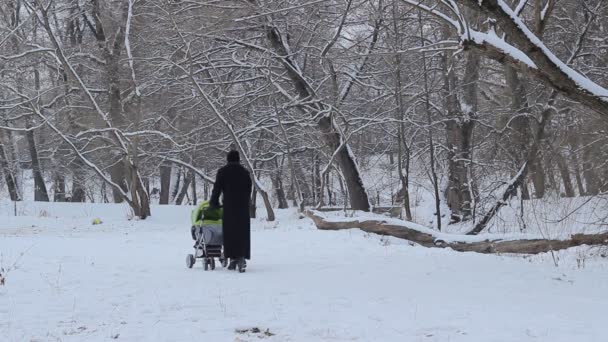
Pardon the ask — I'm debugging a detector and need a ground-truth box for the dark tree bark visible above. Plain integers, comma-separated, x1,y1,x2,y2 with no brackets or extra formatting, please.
422,14,441,230
93,0,129,204
529,159,547,198
325,173,334,206
172,169,182,201
276,107,305,211
295,165,312,206
71,179,87,202
571,155,586,196
26,68,50,202
101,180,109,203
128,162,151,218
544,158,559,194
444,50,478,223
556,152,575,197
391,4,413,221
582,146,601,195
159,164,171,204
191,171,197,204
504,66,535,200
250,188,257,219
60,2,87,204
0,131,20,201
313,154,322,205
109,162,128,203
203,170,209,200
53,173,66,202
144,177,150,196
70,158,87,202
569,135,587,196
174,171,192,205
25,117,49,202
272,160,289,209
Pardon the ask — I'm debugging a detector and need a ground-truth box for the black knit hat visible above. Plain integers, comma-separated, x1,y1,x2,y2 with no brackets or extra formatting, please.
227,150,240,163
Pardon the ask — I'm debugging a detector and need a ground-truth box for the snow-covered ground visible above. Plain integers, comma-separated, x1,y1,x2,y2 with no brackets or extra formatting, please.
1,202,607,341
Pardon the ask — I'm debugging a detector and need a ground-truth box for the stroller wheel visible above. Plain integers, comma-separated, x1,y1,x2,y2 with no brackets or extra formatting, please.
186,254,195,269
210,258,216,270
203,258,209,271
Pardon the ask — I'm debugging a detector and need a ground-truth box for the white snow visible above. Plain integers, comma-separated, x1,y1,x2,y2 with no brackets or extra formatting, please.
467,30,537,69
1,202,608,341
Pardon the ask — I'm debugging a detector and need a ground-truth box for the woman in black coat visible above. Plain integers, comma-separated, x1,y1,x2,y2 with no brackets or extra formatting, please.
210,150,252,272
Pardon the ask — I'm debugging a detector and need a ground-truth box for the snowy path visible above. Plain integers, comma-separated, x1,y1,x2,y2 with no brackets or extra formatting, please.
1,206,607,341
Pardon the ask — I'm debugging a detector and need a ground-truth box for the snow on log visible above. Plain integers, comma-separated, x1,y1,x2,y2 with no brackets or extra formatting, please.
305,210,608,255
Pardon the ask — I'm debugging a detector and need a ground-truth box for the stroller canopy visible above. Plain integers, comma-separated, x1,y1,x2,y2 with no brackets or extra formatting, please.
192,200,223,226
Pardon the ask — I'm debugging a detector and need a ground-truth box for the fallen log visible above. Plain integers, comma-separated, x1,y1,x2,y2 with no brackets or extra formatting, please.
305,210,608,255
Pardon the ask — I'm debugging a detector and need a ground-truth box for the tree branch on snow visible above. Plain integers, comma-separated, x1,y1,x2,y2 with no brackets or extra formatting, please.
306,210,608,255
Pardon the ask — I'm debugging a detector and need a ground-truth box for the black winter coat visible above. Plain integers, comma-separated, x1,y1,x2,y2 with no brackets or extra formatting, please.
210,161,253,259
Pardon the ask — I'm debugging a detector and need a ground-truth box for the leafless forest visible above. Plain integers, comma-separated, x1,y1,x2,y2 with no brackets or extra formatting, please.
0,0,607,236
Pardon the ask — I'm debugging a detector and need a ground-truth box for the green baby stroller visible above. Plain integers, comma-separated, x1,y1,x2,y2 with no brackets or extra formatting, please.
186,201,227,270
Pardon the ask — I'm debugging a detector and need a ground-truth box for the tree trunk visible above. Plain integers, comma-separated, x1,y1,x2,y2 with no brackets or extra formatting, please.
306,210,608,255
313,154,321,205
144,177,150,196
392,5,413,221
101,180,109,203
530,159,547,198
295,165,311,206
159,164,171,204
504,65,535,200
325,173,334,206
121,97,151,219
126,158,151,218
272,170,288,209
570,148,586,196
316,117,370,211
53,173,66,202
0,130,20,201
25,118,49,202
71,158,87,202
250,188,257,218
556,151,575,197
276,108,305,211
109,164,127,203
191,171,197,204
203,170,209,200
27,69,50,202
172,169,182,201
175,171,192,205
444,51,478,223
582,146,601,195
423,15,441,230
106,49,128,204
